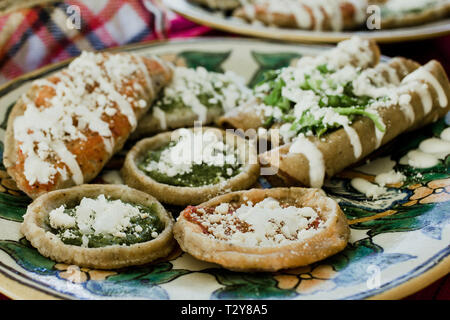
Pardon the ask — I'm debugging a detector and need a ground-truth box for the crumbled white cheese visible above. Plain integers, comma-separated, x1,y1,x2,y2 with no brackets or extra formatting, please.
143,128,240,178
14,51,153,186
49,206,76,229
155,66,251,122
190,197,325,247
215,203,230,214
253,37,385,150
48,194,158,246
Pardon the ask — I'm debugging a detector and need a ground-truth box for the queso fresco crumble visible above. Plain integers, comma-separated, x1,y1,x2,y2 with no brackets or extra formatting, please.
138,129,243,187
48,195,163,248
183,197,326,247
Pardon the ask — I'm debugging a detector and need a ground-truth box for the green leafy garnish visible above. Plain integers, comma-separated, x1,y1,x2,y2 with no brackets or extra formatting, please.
263,78,286,106
335,107,386,132
255,66,387,138
290,112,335,137
317,63,332,75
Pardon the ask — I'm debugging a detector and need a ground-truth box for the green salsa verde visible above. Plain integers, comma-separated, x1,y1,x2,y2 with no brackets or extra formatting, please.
138,140,242,188
153,66,250,114
155,91,224,113
49,199,164,248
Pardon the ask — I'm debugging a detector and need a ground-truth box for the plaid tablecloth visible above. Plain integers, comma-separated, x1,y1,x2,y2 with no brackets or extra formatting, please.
0,0,212,84
0,0,448,300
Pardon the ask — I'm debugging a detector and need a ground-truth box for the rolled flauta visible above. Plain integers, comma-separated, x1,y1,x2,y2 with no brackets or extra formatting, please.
233,0,368,31
4,51,173,199
217,100,267,131
259,60,450,188
133,66,251,139
218,37,382,131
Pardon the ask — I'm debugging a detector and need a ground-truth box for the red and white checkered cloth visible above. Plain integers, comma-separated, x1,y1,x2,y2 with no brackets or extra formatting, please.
0,0,212,84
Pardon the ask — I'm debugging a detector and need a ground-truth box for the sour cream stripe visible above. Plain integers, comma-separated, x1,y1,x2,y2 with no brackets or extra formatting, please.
343,125,362,159
289,135,326,188
50,141,84,185
403,67,448,108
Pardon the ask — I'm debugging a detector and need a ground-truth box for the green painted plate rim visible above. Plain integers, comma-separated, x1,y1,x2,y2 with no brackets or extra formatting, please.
0,37,448,300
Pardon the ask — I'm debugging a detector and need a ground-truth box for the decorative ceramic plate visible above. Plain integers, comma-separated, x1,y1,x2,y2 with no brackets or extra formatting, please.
0,38,448,300
166,0,450,43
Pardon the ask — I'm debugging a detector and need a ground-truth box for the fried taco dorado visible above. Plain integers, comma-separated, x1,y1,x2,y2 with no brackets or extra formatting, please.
4,51,173,198
219,37,450,188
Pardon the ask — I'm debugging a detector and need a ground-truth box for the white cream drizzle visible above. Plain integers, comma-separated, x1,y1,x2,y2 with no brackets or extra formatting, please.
152,106,167,130
351,155,406,198
14,51,155,186
343,124,362,159
400,127,450,168
289,134,326,188
414,83,433,115
398,93,416,124
290,3,312,29
404,68,448,108
50,140,83,185
241,0,366,31
350,177,387,199
135,58,155,98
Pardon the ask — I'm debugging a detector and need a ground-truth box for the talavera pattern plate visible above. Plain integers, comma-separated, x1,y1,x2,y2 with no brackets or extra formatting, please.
166,0,450,43
0,38,448,300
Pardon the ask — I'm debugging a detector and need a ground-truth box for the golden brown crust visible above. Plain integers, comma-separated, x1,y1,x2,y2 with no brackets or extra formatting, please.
217,104,266,132
122,127,261,206
3,53,172,199
173,187,350,272
20,184,176,270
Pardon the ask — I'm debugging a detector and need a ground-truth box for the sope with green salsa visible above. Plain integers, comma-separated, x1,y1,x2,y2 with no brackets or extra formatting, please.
137,129,243,188
47,195,164,248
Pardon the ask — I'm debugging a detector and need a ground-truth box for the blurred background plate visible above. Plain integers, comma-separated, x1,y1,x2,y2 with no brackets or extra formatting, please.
166,0,450,43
